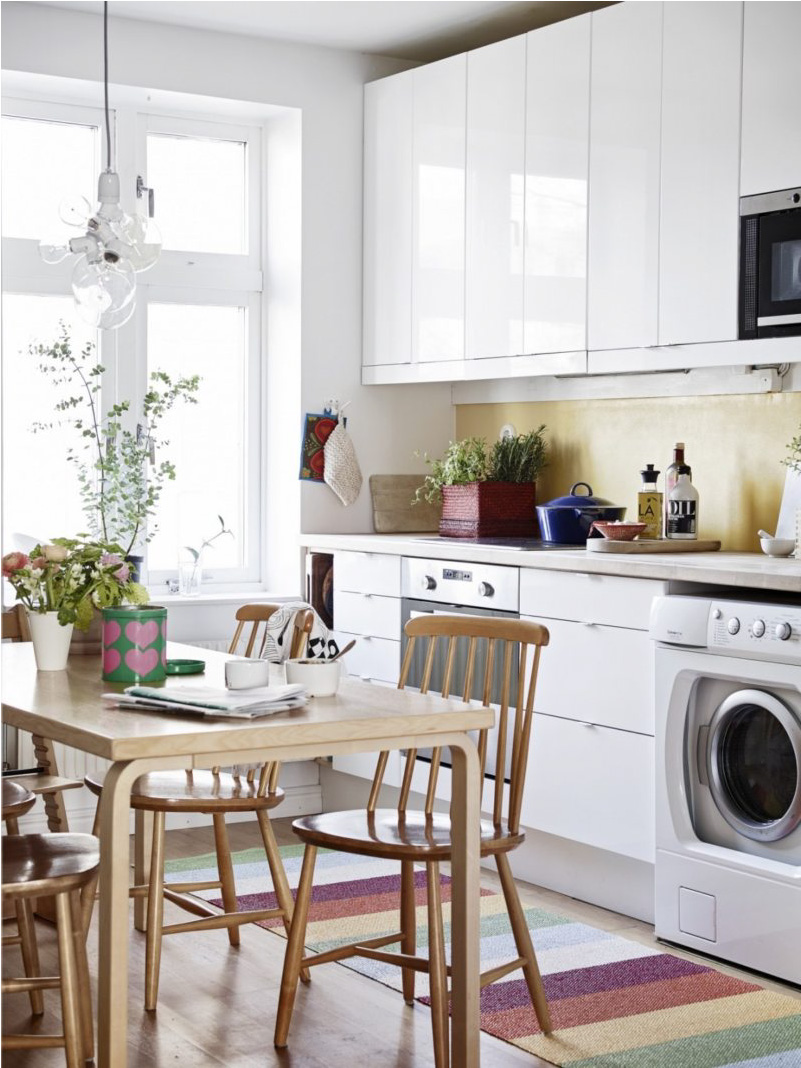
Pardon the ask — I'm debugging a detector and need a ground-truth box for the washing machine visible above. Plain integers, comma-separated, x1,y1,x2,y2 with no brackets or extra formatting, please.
651,592,801,985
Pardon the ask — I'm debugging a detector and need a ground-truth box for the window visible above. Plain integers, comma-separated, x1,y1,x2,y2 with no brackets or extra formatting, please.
1,100,263,590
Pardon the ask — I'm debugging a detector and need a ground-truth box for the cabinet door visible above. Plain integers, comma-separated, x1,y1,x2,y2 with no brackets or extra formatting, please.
363,72,414,367
465,36,526,361
334,551,401,597
412,54,466,363
660,2,742,346
741,2,801,196
524,14,590,356
587,2,662,350
521,712,655,862
334,591,401,642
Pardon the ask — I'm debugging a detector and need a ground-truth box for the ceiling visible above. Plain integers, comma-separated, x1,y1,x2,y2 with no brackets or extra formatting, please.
41,1,615,62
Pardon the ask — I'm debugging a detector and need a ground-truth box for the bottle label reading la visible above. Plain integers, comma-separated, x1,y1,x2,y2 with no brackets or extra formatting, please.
667,498,697,537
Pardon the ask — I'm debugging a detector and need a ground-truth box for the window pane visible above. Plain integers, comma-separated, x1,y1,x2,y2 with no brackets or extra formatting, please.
147,133,247,255
1,295,96,549
146,303,246,573
1,116,98,240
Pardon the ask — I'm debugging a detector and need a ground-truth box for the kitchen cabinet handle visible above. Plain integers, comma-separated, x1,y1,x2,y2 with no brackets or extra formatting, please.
580,721,596,728
581,620,597,627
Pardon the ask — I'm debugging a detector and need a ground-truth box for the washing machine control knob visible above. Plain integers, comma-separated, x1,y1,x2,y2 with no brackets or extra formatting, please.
774,622,792,641
752,619,765,637
727,617,740,635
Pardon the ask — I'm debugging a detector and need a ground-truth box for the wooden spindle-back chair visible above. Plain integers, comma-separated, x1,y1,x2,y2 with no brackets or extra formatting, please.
274,614,552,1066
2,778,99,1067
84,604,315,1010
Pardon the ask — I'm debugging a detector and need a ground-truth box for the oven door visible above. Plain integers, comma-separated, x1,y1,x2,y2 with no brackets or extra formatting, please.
400,598,518,782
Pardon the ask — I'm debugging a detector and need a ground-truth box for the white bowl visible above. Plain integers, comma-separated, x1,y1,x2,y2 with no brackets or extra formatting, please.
759,537,795,558
285,657,342,697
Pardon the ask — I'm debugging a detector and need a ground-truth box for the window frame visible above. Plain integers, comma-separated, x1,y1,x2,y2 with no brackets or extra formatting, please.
1,96,266,593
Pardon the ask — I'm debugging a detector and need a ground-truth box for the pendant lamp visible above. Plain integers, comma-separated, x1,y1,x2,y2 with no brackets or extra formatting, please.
39,1,161,329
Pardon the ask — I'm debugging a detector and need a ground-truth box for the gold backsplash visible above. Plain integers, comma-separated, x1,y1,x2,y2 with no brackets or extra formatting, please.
455,392,801,552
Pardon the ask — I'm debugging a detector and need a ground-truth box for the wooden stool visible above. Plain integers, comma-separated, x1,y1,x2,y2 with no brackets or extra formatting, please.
2,833,99,1067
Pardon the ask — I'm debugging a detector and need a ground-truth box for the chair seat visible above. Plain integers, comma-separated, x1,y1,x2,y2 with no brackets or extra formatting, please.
84,770,285,813
2,834,99,897
2,780,36,820
292,808,524,861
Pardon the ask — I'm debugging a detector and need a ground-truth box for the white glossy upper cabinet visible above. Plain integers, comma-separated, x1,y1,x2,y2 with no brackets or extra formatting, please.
588,2,662,351
412,54,467,363
659,2,742,345
465,37,525,361
363,72,413,367
524,14,590,356
741,2,801,197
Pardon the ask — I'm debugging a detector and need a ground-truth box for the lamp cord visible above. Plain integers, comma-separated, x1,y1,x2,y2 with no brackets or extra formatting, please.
103,0,111,170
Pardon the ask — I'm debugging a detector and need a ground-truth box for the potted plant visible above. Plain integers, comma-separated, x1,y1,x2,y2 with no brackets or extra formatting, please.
178,515,234,596
2,538,149,670
415,427,548,538
30,326,200,571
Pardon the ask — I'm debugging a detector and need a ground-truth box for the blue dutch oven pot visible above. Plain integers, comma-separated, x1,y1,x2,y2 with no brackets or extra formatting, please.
536,482,626,544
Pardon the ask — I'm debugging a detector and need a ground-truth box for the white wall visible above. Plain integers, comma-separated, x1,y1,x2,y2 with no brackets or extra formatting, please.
1,3,454,590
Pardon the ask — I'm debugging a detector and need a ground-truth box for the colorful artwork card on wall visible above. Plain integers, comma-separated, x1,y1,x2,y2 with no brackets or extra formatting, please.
299,413,338,481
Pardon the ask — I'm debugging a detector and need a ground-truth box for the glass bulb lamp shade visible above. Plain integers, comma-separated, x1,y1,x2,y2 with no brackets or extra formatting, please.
59,193,92,228
38,238,72,264
71,254,135,329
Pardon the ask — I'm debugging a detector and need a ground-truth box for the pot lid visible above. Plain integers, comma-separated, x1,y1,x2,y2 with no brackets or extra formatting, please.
539,482,617,508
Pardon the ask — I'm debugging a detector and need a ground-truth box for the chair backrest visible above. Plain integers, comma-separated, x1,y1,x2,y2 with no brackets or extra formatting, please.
223,604,315,796
2,606,31,643
228,604,314,660
366,614,549,836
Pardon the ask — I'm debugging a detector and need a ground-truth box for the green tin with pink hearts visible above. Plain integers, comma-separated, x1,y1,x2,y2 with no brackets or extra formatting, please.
102,605,167,683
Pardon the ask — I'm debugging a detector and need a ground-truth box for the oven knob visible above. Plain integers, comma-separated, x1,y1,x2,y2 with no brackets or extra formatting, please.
727,617,740,635
774,622,792,641
421,575,436,591
752,619,765,637
477,582,494,598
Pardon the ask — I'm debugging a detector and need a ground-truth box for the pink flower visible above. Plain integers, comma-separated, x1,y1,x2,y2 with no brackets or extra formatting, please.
30,556,48,571
2,551,30,577
101,553,130,584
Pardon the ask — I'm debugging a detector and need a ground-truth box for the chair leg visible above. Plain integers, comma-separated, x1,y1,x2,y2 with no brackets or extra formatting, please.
256,810,310,983
495,851,552,1033
70,888,94,1062
274,844,317,1048
144,810,166,1012
14,897,44,1015
426,861,449,1068
213,813,240,947
400,860,417,1005
54,890,83,1068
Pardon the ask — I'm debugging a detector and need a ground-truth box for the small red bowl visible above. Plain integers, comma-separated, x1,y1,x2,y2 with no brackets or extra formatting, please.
590,521,648,541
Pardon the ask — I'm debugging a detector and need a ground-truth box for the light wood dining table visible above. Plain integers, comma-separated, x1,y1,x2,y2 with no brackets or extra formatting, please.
1,641,493,1067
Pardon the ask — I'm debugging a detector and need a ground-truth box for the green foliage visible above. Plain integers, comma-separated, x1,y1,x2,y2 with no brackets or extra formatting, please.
30,325,199,556
183,515,233,563
784,422,801,475
414,427,548,505
488,425,548,484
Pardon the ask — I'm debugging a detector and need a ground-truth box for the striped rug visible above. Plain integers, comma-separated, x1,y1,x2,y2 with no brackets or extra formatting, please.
165,845,801,1066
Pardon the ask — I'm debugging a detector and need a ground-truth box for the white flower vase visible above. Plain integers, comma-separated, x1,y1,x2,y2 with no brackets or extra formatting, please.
26,610,74,671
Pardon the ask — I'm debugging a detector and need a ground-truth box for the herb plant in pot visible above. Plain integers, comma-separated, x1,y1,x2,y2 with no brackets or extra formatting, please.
415,427,548,538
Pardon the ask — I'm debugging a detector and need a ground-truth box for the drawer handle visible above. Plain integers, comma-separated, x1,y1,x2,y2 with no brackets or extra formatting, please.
361,675,373,682
581,620,597,627
580,721,596,728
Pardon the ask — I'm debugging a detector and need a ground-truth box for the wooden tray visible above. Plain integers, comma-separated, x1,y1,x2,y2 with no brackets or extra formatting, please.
370,475,440,533
586,538,721,554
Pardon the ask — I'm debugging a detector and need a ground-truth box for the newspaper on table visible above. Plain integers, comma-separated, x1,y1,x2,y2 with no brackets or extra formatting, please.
103,683,307,719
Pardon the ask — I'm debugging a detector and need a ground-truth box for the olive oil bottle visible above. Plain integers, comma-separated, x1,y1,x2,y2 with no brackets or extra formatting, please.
638,464,662,540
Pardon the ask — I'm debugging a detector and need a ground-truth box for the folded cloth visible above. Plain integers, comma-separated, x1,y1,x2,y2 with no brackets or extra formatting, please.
258,601,331,663
323,422,362,506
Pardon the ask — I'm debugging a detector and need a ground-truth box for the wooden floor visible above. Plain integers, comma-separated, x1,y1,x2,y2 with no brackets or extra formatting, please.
3,818,800,1067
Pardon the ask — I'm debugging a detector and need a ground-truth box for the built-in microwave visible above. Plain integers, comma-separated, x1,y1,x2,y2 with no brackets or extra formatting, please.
739,187,801,339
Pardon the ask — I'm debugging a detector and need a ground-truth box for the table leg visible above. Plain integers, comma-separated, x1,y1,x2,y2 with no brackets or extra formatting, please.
448,737,482,1068
97,756,188,1068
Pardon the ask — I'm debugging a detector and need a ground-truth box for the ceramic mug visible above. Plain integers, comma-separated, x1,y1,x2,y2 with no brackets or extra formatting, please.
225,658,270,690
285,658,342,697
102,605,167,683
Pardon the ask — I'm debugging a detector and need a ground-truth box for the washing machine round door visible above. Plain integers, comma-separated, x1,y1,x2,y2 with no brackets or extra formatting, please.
706,689,801,842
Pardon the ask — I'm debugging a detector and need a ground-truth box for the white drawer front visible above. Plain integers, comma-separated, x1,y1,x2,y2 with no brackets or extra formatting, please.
335,591,401,642
340,635,401,684
334,551,401,597
525,615,654,734
520,569,665,629
521,712,655,862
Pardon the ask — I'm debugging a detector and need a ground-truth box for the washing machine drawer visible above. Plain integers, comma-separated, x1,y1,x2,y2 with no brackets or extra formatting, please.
521,712,655,862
